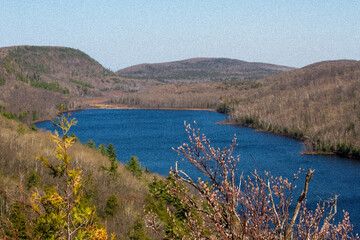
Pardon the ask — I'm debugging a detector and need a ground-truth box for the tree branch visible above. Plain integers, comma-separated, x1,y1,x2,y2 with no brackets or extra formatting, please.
285,169,314,239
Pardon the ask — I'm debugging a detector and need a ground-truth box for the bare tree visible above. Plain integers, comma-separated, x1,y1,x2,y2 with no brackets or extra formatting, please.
148,122,358,239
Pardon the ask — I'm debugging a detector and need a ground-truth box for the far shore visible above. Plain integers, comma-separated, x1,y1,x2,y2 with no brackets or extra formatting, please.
33,102,216,124
300,151,335,156
34,103,350,159
82,102,217,112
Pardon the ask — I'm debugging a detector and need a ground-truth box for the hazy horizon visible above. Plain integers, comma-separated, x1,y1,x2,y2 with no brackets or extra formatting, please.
1,1,359,70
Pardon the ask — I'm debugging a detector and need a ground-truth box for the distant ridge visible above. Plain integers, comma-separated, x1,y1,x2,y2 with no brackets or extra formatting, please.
231,59,360,156
0,45,132,119
116,58,295,83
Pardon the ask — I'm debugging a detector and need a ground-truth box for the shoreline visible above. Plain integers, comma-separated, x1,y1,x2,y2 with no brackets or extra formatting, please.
33,103,217,124
300,151,335,156
81,102,217,112
216,119,347,158
34,104,358,160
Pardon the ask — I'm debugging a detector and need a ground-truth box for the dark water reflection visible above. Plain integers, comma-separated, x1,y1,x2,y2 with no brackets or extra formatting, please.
36,109,360,233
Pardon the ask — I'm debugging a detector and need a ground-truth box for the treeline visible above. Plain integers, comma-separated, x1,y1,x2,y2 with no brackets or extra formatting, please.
227,60,360,158
110,81,245,110
0,105,39,124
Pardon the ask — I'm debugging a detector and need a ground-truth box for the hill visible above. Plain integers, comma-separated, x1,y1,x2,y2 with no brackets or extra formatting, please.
2,45,359,157
0,46,143,120
0,47,293,120
0,114,157,238
228,59,360,157
116,57,294,83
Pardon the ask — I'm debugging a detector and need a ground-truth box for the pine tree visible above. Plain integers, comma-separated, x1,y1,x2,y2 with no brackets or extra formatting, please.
101,143,119,177
127,217,151,240
104,194,120,217
125,156,143,178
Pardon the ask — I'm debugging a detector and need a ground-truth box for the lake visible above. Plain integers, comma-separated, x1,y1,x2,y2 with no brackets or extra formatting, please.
36,109,360,233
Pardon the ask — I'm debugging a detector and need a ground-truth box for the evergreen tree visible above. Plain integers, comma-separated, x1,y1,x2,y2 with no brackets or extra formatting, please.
98,143,107,155
127,217,151,240
125,156,143,178
101,143,119,177
87,139,95,149
106,143,117,160
6,203,29,239
26,171,40,190
104,194,120,217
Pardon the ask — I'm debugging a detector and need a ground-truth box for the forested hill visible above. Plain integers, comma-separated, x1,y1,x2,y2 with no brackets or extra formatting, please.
230,59,360,157
0,46,137,120
116,57,294,83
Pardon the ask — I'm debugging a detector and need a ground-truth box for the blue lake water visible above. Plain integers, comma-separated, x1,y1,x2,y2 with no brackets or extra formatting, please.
36,109,360,233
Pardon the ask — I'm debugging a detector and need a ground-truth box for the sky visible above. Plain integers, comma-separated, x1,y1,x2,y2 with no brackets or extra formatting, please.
1,0,359,70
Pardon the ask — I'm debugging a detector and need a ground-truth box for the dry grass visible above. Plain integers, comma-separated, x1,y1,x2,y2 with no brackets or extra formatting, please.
0,115,154,238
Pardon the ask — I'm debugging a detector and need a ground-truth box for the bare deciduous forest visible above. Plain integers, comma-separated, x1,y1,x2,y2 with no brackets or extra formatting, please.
1,45,360,238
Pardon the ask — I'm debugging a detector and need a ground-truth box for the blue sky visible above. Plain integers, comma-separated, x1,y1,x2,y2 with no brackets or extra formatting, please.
1,0,359,70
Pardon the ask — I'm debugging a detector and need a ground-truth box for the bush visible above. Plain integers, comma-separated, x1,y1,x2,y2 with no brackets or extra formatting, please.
104,194,120,217
216,102,231,114
26,171,40,190
127,217,151,240
32,110,38,121
2,111,17,120
69,78,94,89
87,139,96,149
146,122,359,239
17,124,25,135
16,73,28,83
0,112,111,239
30,79,69,94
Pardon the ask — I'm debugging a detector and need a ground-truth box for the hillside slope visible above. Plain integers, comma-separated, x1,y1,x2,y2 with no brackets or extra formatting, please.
0,115,154,238
117,57,294,83
229,60,360,157
0,46,140,120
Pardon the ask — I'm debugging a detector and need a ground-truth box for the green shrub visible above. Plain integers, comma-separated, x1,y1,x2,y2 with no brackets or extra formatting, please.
32,110,38,121
97,143,107,155
216,102,231,114
4,64,14,73
29,124,38,131
238,115,260,126
30,79,68,94
127,217,151,240
6,203,29,239
26,171,40,190
251,82,262,88
70,133,78,142
62,87,69,94
104,194,120,217
87,139,96,149
69,78,94,89
16,73,28,83
18,111,29,122
2,111,17,119
17,124,25,135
